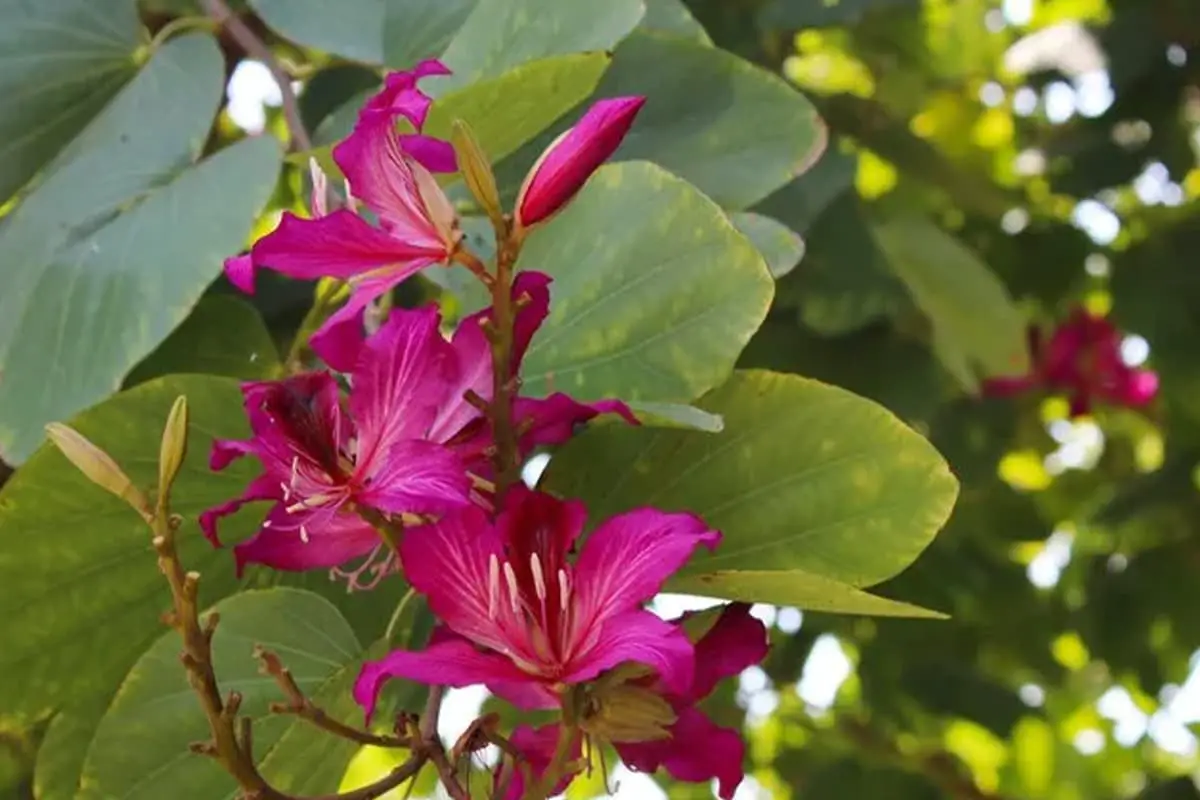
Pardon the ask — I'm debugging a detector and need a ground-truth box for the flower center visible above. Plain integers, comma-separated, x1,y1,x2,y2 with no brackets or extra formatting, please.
487,551,576,673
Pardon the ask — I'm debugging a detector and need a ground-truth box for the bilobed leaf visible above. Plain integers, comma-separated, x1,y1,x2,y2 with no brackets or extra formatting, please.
80,589,361,800
0,0,141,203
518,162,774,404
433,0,644,92
124,295,283,385
0,34,282,463
729,211,806,279
544,370,958,588
383,0,478,66
493,31,828,210
249,0,385,63
872,215,1029,391
671,569,946,617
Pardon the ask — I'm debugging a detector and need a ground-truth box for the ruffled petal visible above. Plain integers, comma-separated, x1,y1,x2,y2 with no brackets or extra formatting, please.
198,473,280,545
223,253,256,294
310,300,368,373
398,505,511,654
253,209,441,280
515,394,637,452
209,436,255,471
565,608,694,697
617,706,746,800
351,305,455,463
360,60,450,129
398,133,457,174
429,308,492,443
354,633,531,722
573,508,721,625
334,119,447,252
510,271,552,366
689,603,770,701
232,505,379,576
355,439,471,515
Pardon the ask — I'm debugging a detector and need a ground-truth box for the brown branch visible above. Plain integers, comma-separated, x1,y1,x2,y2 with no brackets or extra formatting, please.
200,0,314,153
257,648,410,749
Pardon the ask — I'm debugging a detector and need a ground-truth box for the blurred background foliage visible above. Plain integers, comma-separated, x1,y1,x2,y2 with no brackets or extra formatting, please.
5,0,1200,798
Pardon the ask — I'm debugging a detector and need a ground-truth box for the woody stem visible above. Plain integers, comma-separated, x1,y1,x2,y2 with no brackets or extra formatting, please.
488,220,523,499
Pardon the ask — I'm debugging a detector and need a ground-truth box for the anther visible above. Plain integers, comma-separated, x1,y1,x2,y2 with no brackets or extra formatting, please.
300,525,310,544
502,562,521,615
487,554,500,618
557,569,570,612
530,553,547,601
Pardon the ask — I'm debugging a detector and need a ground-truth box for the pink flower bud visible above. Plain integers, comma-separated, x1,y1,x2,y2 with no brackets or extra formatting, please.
515,96,646,228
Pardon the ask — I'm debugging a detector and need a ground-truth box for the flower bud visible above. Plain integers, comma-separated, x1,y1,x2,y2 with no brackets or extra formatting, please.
515,96,646,229
450,119,503,225
581,682,677,744
158,396,189,506
45,423,151,520
410,155,461,252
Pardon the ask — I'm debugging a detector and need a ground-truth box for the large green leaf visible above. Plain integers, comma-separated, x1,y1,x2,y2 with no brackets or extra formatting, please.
729,211,805,279
434,0,643,91
125,295,283,386
544,370,958,587
0,0,141,203
383,0,478,66
0,33,282,463
872,215,1029,392
517,161,774,404
493,31,827,210
80,588,361,800
640,0,712,43
249,0,384,63
670,569,945,617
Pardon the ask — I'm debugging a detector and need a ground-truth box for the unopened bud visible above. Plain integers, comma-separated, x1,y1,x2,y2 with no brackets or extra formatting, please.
410,156,461,252
450,119,503,224
581,681,676,744
158,396,189,506
45,423,151,519
515,96,645,230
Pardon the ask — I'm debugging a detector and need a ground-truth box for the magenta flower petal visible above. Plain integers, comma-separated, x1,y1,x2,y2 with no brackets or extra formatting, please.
354,633,529,722
980,375,1039,398
351,306,456,461
499,725,582,800
209,437,254,471
515,97,646,227
618,706,746,800
563,608,694,695
1121,368,1159,405
689,603,770,700
360,60,450,129
398,133,458,174
198,473,280,545
510,271,552,365
573,508,721,620
233,506,380,577
515,394,638,451
253,209,442,279
309,300,368,373
428,314,490,443
355,439,471,515
224,253,256,294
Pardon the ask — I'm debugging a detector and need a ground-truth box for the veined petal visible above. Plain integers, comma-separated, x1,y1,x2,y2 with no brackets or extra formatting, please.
565,609,694,697
232,505,379,576
198,473,280,545
573,508,720,625
351,305,456,465
689,603,770,701
510,271,552,366
334,119,448,252
253,210,442,281
617,706,746,800
429,308,492,443
354,633,530,722
224,253,256,294
310,300,368,373
360,60,450,129
515,394,638,451
496,485,586,580
398,505,511,654
356,439,472,515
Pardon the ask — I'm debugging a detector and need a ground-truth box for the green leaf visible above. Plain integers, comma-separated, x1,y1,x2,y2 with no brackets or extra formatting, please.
494,31,827,210
729,211,806,279
0,0,141,203
544,370,958,587
423,52,612,167
35,708,101,800
517,162,774,404
80,588,361,800
759,0,918,28
0,33,282,463
249,0,385,63
125,295,283,385
626,402,725,433
383,0,478,67
670,569,946,617
434,0,643,91
640,0,712,43
871,215,1029,392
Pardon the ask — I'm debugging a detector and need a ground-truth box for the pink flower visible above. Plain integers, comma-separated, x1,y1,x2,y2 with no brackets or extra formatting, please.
983,307,1158,417
352,487,721,719
200,307,473,586
515,97,646,229
493,724,582,800
225,61,460,371
498,604,769,800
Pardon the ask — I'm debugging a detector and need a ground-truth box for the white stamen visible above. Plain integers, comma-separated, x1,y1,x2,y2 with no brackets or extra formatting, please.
290,456,300,488
503,561,521,615
300,525,310,544
530,553,547,601
487,554,500,619
280,482,292,502
557,569,570,612
262,519,272,529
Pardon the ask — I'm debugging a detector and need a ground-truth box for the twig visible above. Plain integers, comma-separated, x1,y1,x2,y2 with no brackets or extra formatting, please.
257,648,410,749
201,0,314,153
